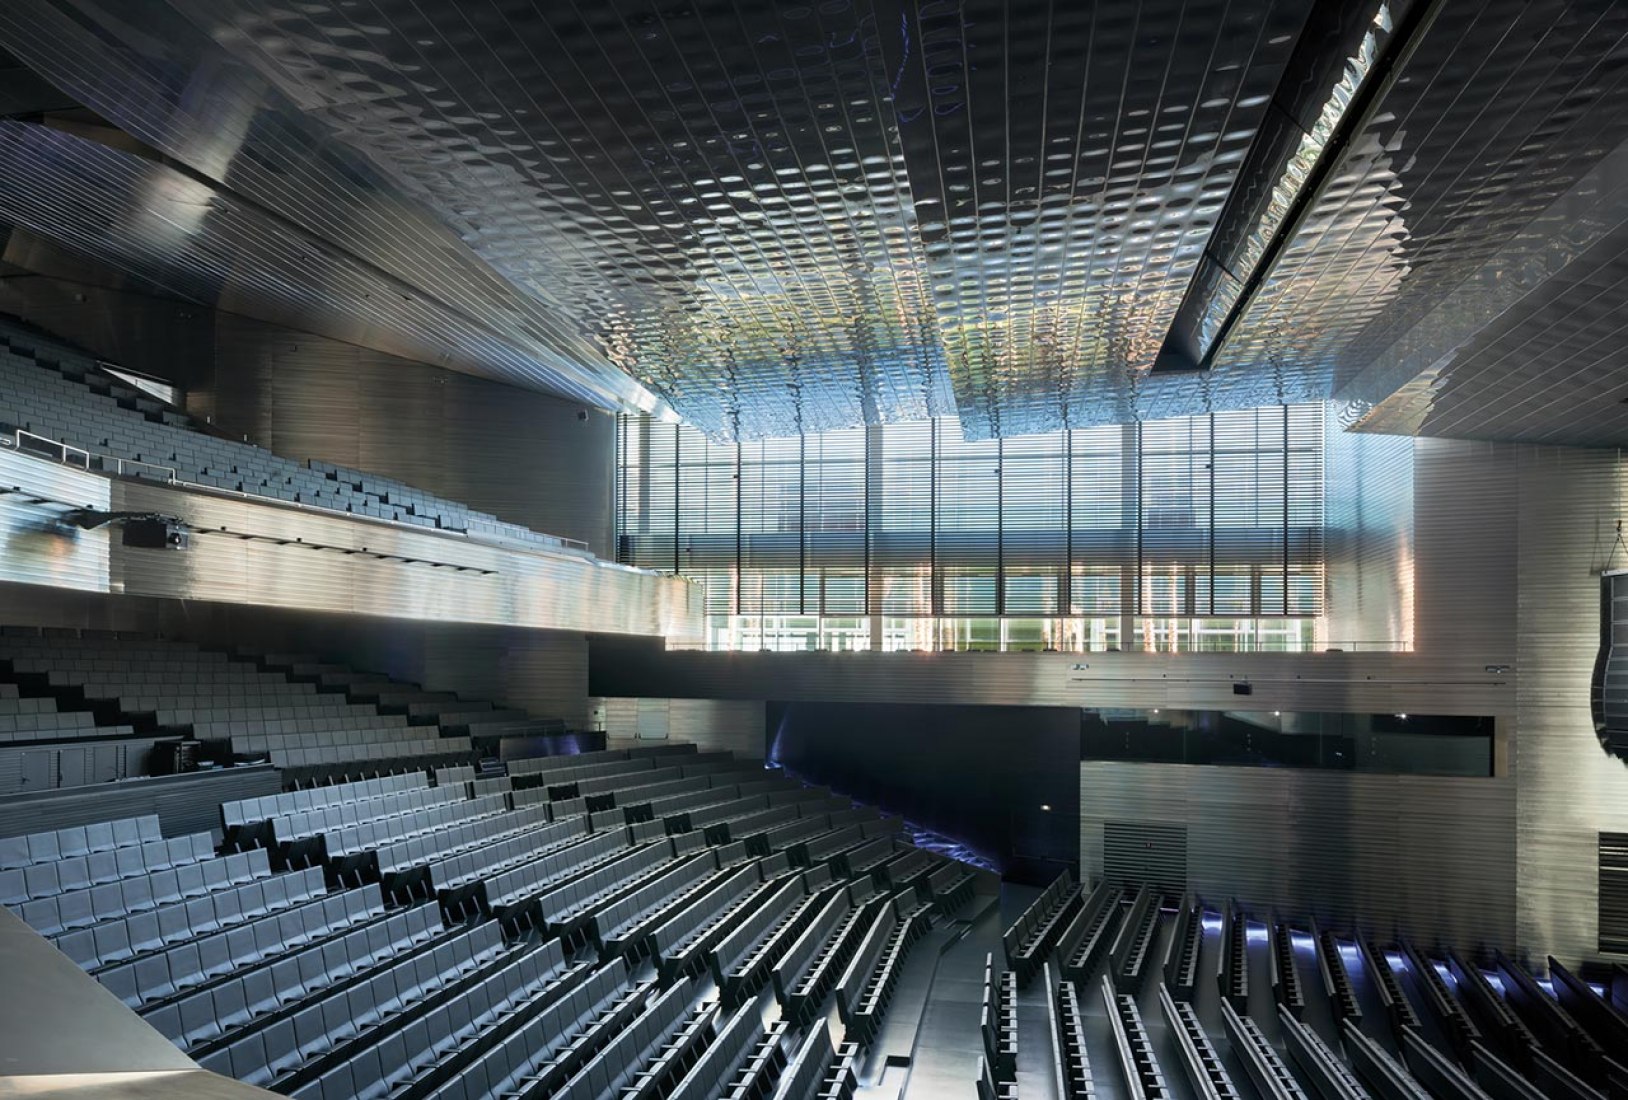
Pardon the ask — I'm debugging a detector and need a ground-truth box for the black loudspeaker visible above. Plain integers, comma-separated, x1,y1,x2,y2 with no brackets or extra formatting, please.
1232,682,1253,696
122,518,188,550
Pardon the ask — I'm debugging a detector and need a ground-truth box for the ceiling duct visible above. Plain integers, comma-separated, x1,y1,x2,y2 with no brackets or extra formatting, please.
1155,0,1439,373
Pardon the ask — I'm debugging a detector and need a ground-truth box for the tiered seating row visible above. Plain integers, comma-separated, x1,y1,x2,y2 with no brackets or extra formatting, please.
1342,1019,1432,1100
1271,920,1304,1017
1054,980,1096,1100
1220,1000,1306,1100
1314,922,1362,1024
1401,940,1476,1058
94,887,385,1008
1110,884,1160,993
1002,869,1081,985
0,734,989,1100
224,773,426,831
0,831,214,905
142,898,439,1054
719,879,840,1008
21,848,271,936
1278,1007,1368,1100
1159,984,1240,1100
1101,975,1171,1100
1059,881,1124,984
847,905,930,1046
401,953,603,1100
653,861,786,983
980,956,1016,1085
0,814,161,869
1220,902,1249,1013
375,804,554,876
51,866,328,970
1163,896,1203,1000
1493,950,1622,1091
1359,935,1420,1039
670,1001,769,1100
0,319,585,550
269,785,468,848
772,886,854,1011
782,892,881,1027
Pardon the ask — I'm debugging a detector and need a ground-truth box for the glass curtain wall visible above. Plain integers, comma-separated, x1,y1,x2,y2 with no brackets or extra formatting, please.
616,404,1325,652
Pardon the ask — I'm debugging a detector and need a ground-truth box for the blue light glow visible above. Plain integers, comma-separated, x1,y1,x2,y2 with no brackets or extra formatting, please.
1483,971,1506,995
1434,962,1458,988
1338,942,1361,964
1538,978,1557,998
1290,931,1316,953
1246,923,1269,945
1201,913,1224,933
1386,951,1407,971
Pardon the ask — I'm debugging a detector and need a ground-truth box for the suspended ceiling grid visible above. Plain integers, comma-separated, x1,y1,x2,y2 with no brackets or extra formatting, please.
0,0,1625,444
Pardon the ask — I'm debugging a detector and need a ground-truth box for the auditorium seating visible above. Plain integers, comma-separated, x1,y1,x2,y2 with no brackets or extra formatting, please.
1219,1000,1306,1100
1,738,981,1100
12,739,1621,1100
1109,883,1160,992
1053,979,1095,1100
1159,983,1240,1098
1001,869,1082,985
0,629,535,787
0,317,581,552
26,640,1605,1100
1220,900,1250,1013
980,956,1016,1085
1058,880,1123,984
1163,895,1203,999
1101,973,1171,1099
1360,934,1422,1040
1270,918,1304,1018
1275,1012,1356,1094
1402,939,1477,1059
1313,920,1362,1024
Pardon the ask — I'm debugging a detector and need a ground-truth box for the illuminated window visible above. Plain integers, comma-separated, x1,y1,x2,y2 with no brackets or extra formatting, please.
617,404,1325,649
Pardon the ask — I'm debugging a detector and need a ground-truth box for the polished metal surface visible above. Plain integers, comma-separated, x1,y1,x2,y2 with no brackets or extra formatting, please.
0,1,1623,442
0,444,112,595
873,0,1314,437
1322,402,1413,647
588,642,1513,715
1341,135,1628,446
1201,0,1628,435
1512,444,1628,963
0,906,199,1076
1079,763,1519,951
0,446,704,642
0,117,658,417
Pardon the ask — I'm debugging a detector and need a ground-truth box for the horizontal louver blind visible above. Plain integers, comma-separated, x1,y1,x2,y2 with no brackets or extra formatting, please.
616,405,1325,618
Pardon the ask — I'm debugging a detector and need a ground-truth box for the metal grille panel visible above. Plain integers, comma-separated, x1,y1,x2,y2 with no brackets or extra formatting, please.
1103,821,1189,892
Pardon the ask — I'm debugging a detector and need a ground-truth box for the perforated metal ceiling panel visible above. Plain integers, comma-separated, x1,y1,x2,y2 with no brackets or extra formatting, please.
0,0,1625,444
877,0,1316,438
1199,0,1628,432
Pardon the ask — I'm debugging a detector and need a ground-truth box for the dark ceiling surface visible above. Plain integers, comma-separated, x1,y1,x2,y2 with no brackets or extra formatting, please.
0,0,1624,445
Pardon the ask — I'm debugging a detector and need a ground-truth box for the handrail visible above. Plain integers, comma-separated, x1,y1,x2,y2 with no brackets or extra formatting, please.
10,429,179,482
